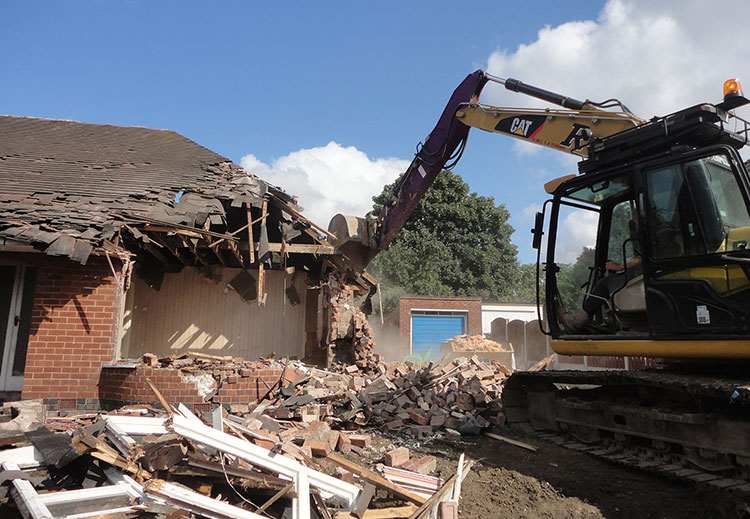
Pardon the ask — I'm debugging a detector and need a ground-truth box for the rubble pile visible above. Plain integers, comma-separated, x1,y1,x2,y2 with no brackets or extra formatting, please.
0,351,510,517
357,357,510,439
136,351,510,442
440,335,514,366
441,335,512,353
0,395,472,519
326,274,380,373
144,351,286,377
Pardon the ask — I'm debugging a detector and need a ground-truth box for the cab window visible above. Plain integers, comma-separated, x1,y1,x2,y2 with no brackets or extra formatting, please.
645,153,750,259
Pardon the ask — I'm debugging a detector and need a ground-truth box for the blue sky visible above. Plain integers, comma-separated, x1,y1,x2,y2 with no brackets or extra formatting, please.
4,1,750,263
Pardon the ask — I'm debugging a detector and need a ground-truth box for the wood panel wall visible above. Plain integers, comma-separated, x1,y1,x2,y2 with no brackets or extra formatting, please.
122,267,306,360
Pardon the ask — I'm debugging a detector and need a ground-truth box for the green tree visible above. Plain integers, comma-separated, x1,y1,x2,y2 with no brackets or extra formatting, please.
556,246,596,311
511,263,543,304
367,170,520,313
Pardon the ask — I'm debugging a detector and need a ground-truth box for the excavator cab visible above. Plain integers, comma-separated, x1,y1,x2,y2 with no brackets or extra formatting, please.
541,136,750,353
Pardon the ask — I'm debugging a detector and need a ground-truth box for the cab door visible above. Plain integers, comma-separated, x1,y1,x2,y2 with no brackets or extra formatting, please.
640,147,750,335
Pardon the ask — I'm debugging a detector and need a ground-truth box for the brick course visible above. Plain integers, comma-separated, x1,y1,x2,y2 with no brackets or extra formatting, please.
12,254,123,401
99,365,285,408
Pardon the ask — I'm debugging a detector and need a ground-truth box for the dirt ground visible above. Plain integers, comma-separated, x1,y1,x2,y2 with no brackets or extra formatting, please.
368,426,750,519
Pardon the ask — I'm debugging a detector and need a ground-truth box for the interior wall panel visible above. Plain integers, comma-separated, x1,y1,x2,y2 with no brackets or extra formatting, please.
124,268,306,360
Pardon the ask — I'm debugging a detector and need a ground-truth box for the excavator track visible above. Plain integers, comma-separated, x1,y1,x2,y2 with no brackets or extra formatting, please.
502,368,750,491
534,430,750,493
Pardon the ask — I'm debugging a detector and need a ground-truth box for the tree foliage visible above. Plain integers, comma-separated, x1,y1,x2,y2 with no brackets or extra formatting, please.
367,170,521,313
513,263,543,305
556,246,596,311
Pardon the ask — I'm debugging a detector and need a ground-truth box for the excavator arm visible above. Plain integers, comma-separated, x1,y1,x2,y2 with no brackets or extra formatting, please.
377,70,489,251
327,70,643,269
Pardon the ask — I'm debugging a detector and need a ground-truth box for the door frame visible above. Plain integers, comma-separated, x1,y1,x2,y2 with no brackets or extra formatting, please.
1,265,30,391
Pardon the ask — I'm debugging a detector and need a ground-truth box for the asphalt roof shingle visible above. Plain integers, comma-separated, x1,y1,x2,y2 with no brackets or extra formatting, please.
0,116,298,264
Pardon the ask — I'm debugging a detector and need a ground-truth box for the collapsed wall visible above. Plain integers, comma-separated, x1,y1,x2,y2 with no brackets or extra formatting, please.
325,271,381,373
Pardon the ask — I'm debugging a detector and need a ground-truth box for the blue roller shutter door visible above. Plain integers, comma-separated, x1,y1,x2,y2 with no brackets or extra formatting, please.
411,313,466,361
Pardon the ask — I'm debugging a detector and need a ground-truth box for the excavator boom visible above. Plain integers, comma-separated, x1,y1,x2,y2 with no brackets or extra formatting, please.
328,70,642,269
456,104,641,157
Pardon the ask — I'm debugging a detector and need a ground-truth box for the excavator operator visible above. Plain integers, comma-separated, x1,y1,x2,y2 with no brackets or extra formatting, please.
561,209,642,333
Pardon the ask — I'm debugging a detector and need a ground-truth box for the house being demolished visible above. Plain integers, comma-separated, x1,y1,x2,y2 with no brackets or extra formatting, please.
0,115,377,410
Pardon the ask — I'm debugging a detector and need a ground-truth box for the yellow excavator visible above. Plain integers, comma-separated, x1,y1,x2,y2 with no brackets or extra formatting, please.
330,70,750,481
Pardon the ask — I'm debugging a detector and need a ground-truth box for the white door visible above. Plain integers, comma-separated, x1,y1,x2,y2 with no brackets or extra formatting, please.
0,265,35,391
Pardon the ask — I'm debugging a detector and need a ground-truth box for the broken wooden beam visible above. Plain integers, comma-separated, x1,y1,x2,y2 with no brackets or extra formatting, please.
325,452,426,506
254,482,294,515
406,461,474,519
483,432,538,452
246,203,256,264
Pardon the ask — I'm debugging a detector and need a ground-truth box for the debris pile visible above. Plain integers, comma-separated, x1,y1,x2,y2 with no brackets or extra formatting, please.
440,335,514,366
356,357,510,439
144,351,285,376
441,335,512,353
134,352,510,442
326,273,380,374
0,394,472,519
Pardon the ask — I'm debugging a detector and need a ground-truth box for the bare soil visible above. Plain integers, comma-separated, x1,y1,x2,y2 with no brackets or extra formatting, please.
375,426,750,519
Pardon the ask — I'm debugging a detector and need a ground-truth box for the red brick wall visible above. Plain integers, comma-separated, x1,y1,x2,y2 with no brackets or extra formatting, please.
100,366,288,408
20,254,123,401
397,297,483,358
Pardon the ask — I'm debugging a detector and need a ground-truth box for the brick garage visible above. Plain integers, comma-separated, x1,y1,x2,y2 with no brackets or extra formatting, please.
397,296,482,360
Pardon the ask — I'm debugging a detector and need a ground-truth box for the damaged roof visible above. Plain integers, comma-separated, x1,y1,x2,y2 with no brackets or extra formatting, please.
0,115,335,267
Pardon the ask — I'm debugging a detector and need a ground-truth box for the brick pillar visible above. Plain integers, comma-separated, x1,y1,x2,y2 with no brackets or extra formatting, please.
22,256,122,402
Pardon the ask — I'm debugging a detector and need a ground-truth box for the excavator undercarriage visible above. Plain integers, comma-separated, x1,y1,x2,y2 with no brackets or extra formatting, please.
503,368,750,487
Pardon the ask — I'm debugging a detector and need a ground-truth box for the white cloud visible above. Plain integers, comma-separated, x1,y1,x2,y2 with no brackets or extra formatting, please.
240,142,409,228
519,203,542,223
512,140,542,157
485,0,750,124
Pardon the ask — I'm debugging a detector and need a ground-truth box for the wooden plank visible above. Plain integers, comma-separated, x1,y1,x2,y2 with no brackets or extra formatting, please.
246,204,256,264
255,483,294,515
271,194,337,240
179,237,210,268
258,200,267,306
149,234,189,266
185,456,289,491
334,506,418,519
407,461,473,519
144,243,171,264
484,432,538,452
71,433,151,480
326,452,426,506
251,242,337,255
227,239,246,268
203,218,226,267
146,378,174,415
143,226,205,239
313,493,334,519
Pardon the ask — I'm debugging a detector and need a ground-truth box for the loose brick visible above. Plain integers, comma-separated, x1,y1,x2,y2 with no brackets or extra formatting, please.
402,455,437,475
385,446,410,467
347,434,371,448
303,438,331,457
